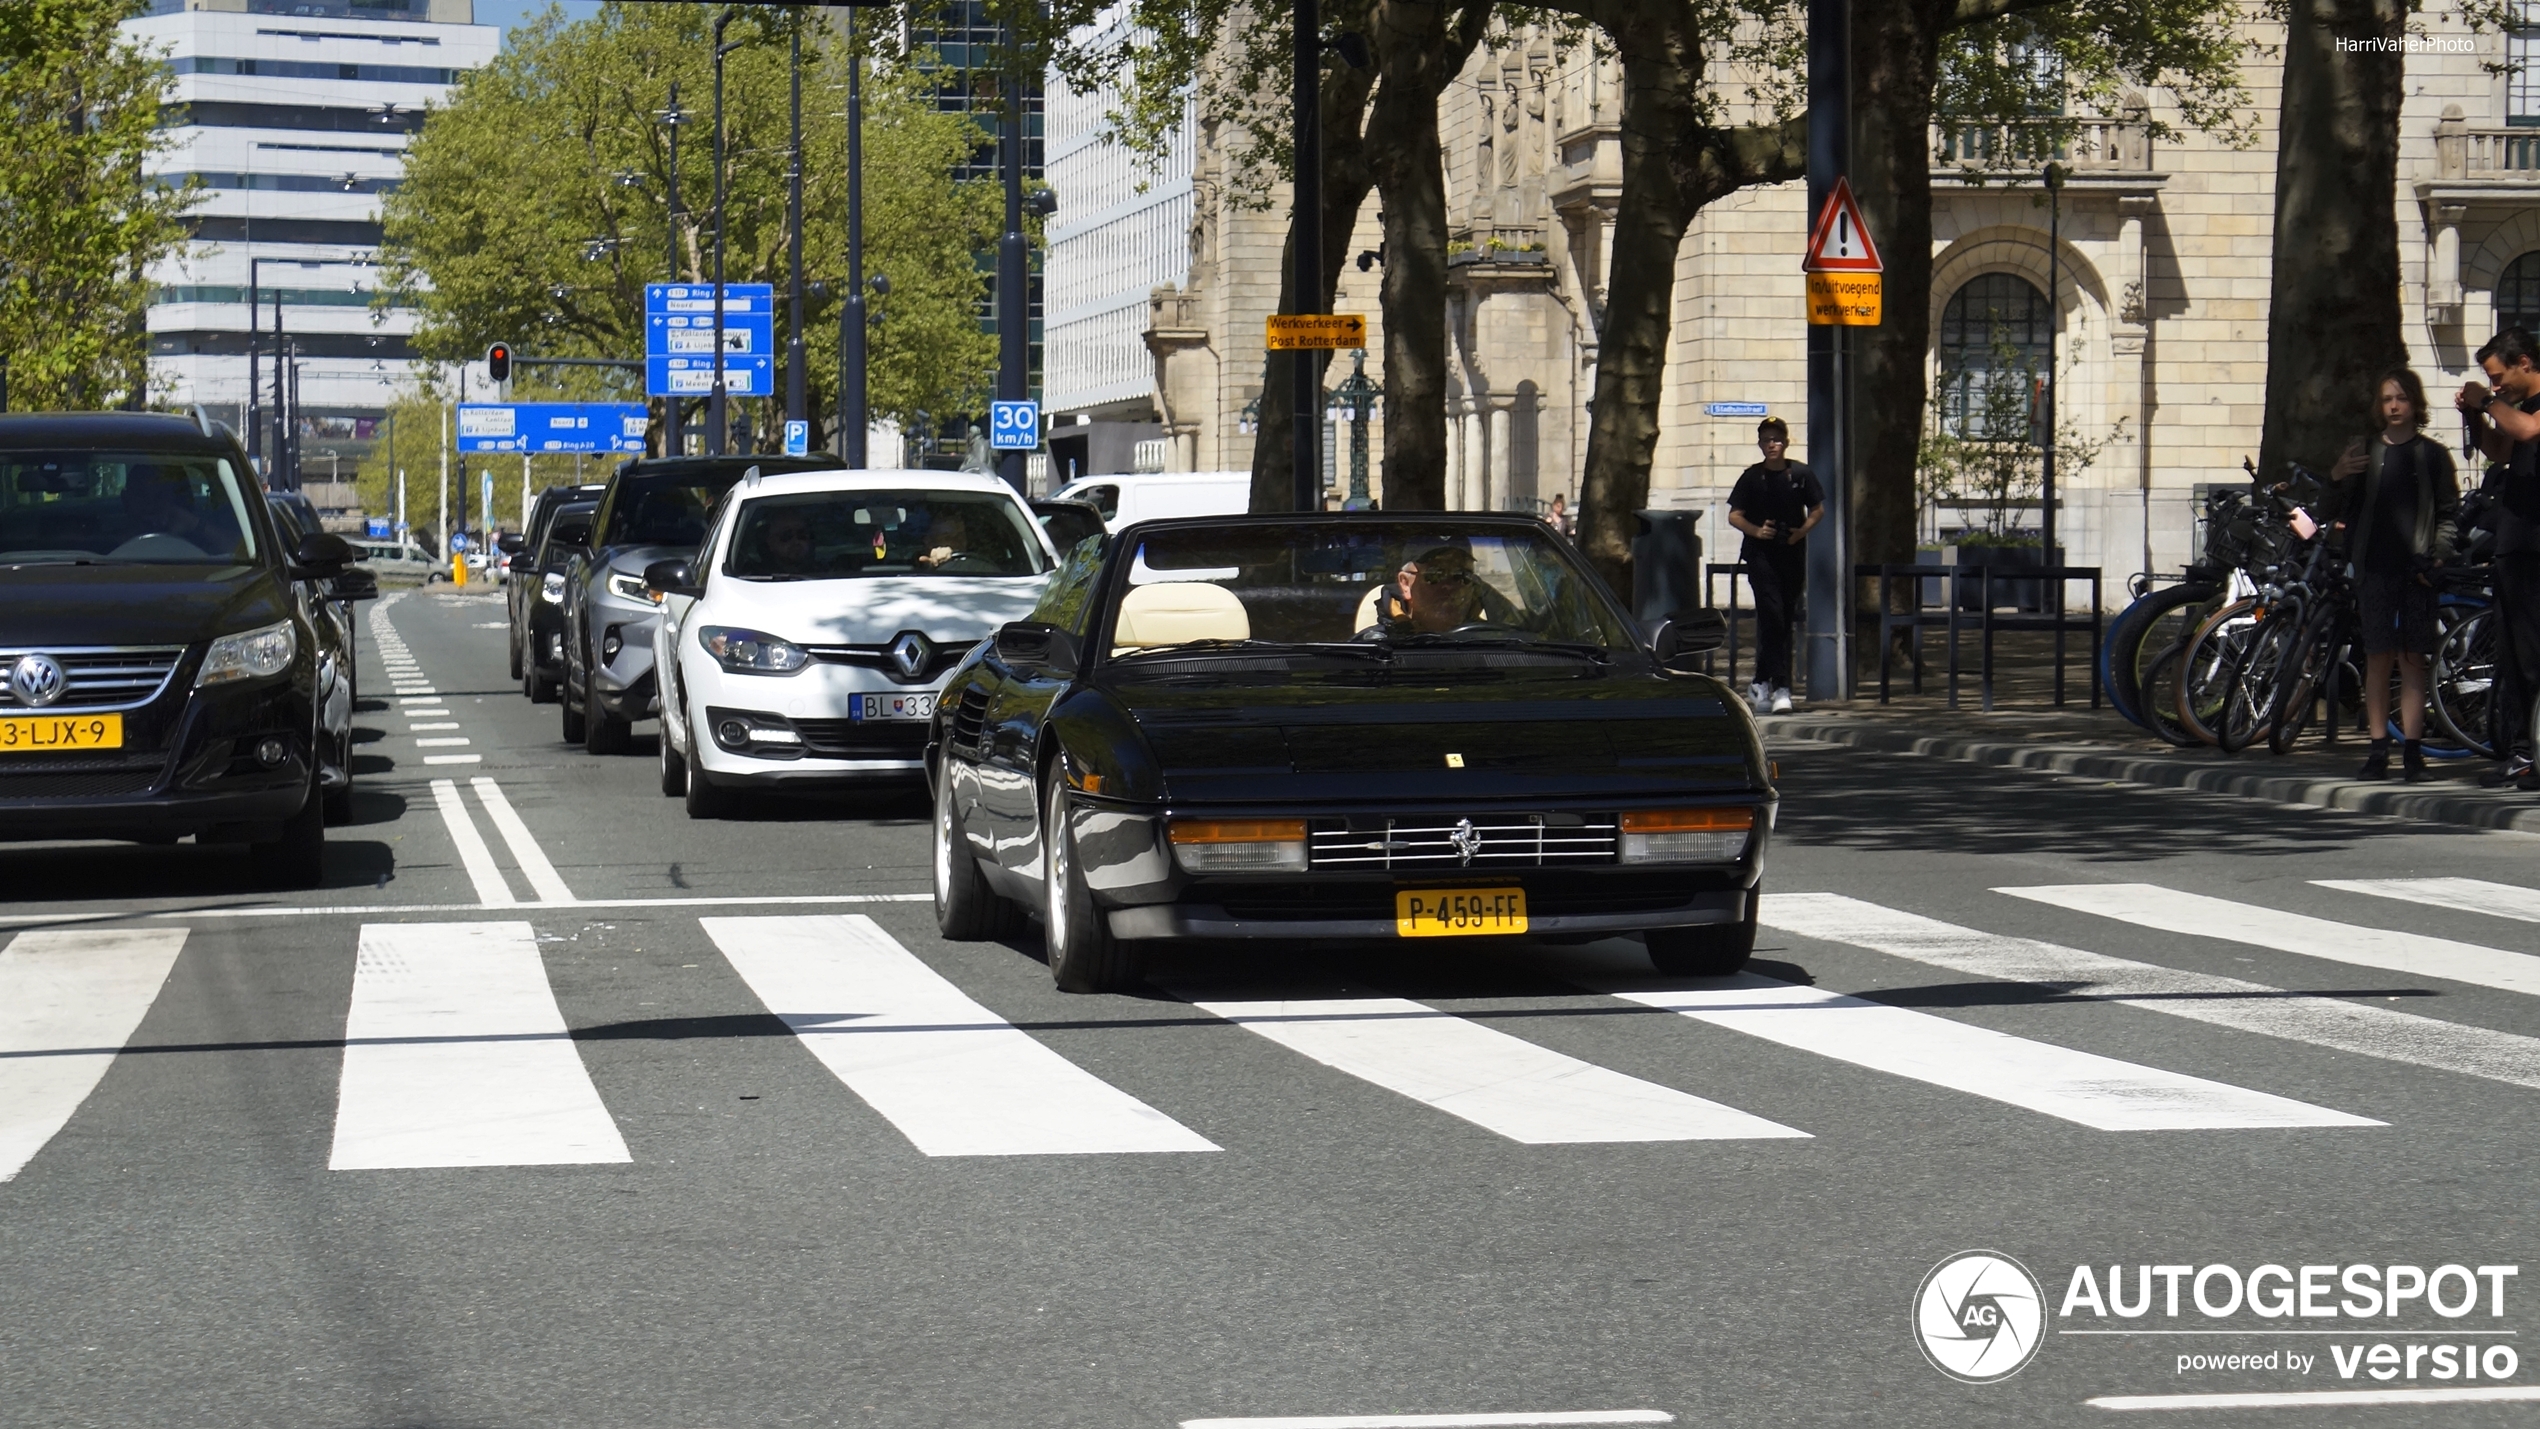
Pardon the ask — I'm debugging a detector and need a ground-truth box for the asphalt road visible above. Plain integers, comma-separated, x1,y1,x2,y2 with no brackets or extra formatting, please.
3,585,2536,1429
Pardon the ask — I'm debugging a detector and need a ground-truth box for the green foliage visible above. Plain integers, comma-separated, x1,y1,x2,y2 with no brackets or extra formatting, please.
0,0,195,410
378,1,1003,440
1935,0,2255,167
1918,323,2114,539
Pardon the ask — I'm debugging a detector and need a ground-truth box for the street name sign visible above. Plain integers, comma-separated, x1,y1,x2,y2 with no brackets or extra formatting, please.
988,400,1041,451
1265,314,1367,350
1705,401,1771,418
457,403,649,454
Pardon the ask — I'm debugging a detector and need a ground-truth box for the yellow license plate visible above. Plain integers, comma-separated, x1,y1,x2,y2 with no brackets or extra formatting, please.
1395,886,1528,937
0,713,122,752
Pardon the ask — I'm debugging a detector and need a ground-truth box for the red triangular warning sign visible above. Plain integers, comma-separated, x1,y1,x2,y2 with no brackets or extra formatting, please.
1802,177,1883,273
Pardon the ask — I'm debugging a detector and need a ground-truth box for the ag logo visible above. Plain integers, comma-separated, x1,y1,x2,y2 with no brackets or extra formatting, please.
1914,1250,2045,1383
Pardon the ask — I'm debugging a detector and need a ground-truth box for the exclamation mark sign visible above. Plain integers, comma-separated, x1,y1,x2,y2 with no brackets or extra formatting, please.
1838,211,1852,258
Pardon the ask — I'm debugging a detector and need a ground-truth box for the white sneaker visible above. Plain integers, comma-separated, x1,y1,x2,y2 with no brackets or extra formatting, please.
1769,687,1794,714
1748,682,1771,712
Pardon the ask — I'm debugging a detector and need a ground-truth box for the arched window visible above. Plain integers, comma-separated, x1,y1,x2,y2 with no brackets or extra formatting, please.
2496,251,2540,337
1936,272,2050,439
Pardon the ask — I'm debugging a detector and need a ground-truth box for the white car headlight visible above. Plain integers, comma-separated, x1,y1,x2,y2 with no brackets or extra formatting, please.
698,625,810,674
1617,808,1755,864
541,571,566,604
197,619,297,687
606,570,662,604
1167,818,1309,873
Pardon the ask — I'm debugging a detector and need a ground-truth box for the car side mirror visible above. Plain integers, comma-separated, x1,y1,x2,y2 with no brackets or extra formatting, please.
1648,608,1727,669
643,558,700,598
498,533,528,555
293,530,355,577
993,621,1080,676
508,552,535,573
330,566,380,601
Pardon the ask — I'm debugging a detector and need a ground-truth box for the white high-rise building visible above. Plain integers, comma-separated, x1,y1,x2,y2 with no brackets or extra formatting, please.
123,0,496,485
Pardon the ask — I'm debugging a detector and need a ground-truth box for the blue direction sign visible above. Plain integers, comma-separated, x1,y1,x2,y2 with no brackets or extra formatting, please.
457,403,649,454
988,399,1040,451
646,283,775,400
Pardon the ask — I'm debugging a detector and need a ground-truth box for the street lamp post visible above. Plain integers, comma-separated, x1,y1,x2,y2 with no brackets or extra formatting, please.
1290,0,1321,512
2042,161,2065,567
1335,348,1376,508
785,19,806,429
995,46,1028,493
709,7,743,456
841,11,868,467
658,83,689,456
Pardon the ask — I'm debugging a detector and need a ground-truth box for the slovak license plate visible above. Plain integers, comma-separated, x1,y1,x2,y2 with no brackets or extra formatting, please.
0,713,122,752
850,692,937,722
1395,886,1528,937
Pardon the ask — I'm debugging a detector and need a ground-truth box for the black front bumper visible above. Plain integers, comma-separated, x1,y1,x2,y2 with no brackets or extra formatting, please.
0,679,316,843
1108,885,1749,940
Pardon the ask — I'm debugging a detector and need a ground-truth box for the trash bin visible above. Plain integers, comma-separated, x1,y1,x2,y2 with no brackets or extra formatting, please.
1630,509,1704,622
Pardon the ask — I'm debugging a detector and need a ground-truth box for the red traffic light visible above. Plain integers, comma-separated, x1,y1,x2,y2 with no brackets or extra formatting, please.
485,342,511,383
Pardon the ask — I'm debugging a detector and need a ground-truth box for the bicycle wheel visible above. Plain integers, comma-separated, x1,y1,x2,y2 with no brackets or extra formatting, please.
2222,603,2304,754
2176,596,2263,746
2432,602,2499,759
2140,643,2200,747
2267,608,2344,755
2107,583,2218,730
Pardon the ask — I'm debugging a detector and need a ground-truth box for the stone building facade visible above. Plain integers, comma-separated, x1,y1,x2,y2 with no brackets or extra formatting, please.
1073,5,2540,581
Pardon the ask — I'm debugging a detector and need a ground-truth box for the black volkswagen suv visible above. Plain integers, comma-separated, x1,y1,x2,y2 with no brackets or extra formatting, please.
0,412,357,887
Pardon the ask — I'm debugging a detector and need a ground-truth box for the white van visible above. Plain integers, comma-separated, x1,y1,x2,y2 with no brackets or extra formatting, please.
1048,471,1253,531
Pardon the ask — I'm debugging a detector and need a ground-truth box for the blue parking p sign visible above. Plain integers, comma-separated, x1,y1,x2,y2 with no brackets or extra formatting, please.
989,400,1040,451
784,420,809,457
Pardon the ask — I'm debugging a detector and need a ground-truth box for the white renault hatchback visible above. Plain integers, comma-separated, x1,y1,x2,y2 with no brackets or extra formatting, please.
648,468,1057,816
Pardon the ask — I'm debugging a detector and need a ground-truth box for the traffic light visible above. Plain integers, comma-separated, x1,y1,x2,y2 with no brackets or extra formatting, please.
485,342,511,384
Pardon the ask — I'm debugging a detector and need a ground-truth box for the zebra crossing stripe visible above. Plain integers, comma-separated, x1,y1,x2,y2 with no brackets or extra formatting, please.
2317,876,2540,927
0,928,189,1182
1185,996,1808,1144
2003,884,2540,999
703,915,1216,1157
329,922,629,1170
431,779,516,906
1762,892,2540,1091
1600,974,2376,1131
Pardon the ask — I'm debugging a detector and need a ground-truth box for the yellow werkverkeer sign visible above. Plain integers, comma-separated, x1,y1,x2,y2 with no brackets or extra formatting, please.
1806,272,1882,326
1265,313,1367,349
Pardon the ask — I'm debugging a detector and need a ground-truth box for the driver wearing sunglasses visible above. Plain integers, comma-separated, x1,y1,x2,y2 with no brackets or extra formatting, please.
1357,544,1495,636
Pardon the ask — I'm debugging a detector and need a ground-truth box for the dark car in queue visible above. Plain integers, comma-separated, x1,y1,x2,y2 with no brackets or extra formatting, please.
263,491,373,715
0,412,361,887
928,512,1762,993
1030,498,1106,559
557,454,834,753
517,499,597,703
504,481,607,690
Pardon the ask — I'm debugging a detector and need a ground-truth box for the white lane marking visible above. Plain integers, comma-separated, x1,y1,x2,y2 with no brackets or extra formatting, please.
329,922,629,1169
409,722,460,731
1762,892,2540,1090
415,738,471,748
2085,1386,2540,1411
0,928,190,1182
1185,996,1806,1144
402,708,451,717
398,695,442,704
1601,975,2377,1131
429,778,516,906
469,777,576,904
2004,884,2540,998
703,915,1215,1156
1184,1415,1673,1428
423,754,483,765
2320,876,2540,925
143,893,934,918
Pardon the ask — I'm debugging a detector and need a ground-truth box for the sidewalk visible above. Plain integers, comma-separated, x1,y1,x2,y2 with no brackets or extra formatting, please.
1758,648,2540,833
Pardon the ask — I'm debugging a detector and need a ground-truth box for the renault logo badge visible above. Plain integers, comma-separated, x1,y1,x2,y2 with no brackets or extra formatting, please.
888,632,931,679
9,653,67,708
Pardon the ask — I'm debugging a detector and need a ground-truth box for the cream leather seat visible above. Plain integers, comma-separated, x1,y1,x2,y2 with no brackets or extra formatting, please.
1113,581,1251,651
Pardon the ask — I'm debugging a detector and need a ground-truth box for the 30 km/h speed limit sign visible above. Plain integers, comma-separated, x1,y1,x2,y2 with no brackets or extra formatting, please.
988,399,1040,451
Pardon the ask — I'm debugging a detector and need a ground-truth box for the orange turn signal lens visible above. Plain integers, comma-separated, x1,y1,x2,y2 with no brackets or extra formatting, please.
1169,818,1309,845
1620,808,1755,834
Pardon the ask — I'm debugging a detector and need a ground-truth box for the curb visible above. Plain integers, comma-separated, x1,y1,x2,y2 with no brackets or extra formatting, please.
1768,715,2540,836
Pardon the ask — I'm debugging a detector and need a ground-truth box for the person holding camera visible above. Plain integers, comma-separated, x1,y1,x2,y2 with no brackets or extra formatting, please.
2459,327,2540,788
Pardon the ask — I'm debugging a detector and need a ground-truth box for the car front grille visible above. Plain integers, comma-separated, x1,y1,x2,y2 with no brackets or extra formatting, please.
0,768,161,799
789,718,929,760
1308,813,1618,871
0,646,187,711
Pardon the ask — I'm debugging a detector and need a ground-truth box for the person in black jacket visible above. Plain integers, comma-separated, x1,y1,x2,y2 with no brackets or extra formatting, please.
2460,327,2540,788
2329,369,2460,781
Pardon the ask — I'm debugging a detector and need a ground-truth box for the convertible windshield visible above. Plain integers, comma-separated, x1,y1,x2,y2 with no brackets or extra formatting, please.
0,450,259,564
1114,521,1634,654
724,489,1050,579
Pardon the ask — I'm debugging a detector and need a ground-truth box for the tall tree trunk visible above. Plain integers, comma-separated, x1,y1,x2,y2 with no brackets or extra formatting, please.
1248,60,1379,513
1846,0,1946,570
2257,0,2406,486
1364,0,1489,511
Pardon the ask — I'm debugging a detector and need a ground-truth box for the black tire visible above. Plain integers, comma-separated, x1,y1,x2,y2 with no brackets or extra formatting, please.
2140,646,2199,748
2266,611,2340,755
508,628,524,681
1645,885,1758,977
560,678,587,743
582,645,630,754
1042,777,1141,992
934,764,1019,940
659,719,688,796
2220,606,2302,754
2432,604,2499,758
682,703,733,818
250,778,326,890
528,669,558,704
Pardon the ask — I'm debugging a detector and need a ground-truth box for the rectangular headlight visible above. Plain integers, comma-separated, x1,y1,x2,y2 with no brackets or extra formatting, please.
1619,807,1754,864
1169,818,1309,873
197,619,296,687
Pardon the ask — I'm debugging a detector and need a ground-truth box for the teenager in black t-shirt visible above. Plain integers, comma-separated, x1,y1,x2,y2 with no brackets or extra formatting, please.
1726,417,1824,714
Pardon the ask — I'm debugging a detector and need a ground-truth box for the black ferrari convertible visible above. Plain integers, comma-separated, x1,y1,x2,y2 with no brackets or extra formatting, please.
927,513,1774,991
